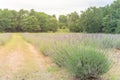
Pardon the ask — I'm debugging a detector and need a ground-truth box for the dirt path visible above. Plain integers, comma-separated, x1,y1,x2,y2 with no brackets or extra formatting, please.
0,34,71,80
105,49,120,80
112,50,120,79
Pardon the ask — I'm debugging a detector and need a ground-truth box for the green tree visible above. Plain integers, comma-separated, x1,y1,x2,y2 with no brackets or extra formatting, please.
59,15,67,29
67,12,79,32
36,12,50,32
9,10,18,32
78,7,103,33
21,16,40,32
116,20,120,33
0,9,12,32
16,9,29,32
103,0,120,33
49,16,58,32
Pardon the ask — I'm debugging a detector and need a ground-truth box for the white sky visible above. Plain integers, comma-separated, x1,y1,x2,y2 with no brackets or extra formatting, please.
0,0,114,17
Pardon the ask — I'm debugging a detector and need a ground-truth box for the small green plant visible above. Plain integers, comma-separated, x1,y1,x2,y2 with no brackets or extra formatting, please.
38,42,51,56
52,44,110,80
114,39,120,50
100,38,114,49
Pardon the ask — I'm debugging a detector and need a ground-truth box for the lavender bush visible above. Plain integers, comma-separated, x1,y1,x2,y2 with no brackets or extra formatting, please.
0,33,12,45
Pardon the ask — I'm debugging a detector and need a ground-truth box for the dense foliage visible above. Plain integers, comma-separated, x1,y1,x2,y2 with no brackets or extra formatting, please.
0,9,58,32
0,0,120,33
67,0,120,33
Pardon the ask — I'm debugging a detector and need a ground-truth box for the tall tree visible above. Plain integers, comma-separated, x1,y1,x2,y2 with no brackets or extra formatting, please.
67,12,79,32
49,15,58,32
103,0,120,33
59,15,67,29
78,7,103,33
16,9,29,31
21,16,40,32
36,12,50,32
0,9,12,32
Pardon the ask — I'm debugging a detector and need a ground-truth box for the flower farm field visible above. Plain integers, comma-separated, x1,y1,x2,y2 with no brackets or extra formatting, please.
0,33,120,80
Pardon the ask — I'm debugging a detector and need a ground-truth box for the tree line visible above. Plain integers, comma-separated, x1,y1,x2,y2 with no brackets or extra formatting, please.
0,0,120,33
71,0,120,33
0,9,58,32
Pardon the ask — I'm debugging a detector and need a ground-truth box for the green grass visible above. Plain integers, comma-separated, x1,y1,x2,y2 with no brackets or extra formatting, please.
56,28,70,33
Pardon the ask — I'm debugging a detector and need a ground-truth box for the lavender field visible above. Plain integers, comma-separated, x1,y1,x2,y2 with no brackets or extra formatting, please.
22,33,120,80
0,33,120,80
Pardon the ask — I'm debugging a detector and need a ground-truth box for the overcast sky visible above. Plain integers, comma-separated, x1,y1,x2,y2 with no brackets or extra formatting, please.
0,0,114,17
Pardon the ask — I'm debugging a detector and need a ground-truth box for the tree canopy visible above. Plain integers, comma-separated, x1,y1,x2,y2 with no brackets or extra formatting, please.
0,0,119,33
0,9,58,32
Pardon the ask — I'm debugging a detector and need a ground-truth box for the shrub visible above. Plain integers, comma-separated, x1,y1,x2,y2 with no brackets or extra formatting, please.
38,41,52,56
100,38,114,49
0,33,11,45
81,37,114,49
52,44,110,80
114,39,120,50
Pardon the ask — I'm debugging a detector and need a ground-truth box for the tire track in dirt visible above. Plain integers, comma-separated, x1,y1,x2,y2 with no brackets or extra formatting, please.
26,43,52,69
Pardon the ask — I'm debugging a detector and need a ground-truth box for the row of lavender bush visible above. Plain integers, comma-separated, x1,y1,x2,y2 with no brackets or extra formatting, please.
0,33,12,46
22,33,119,80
